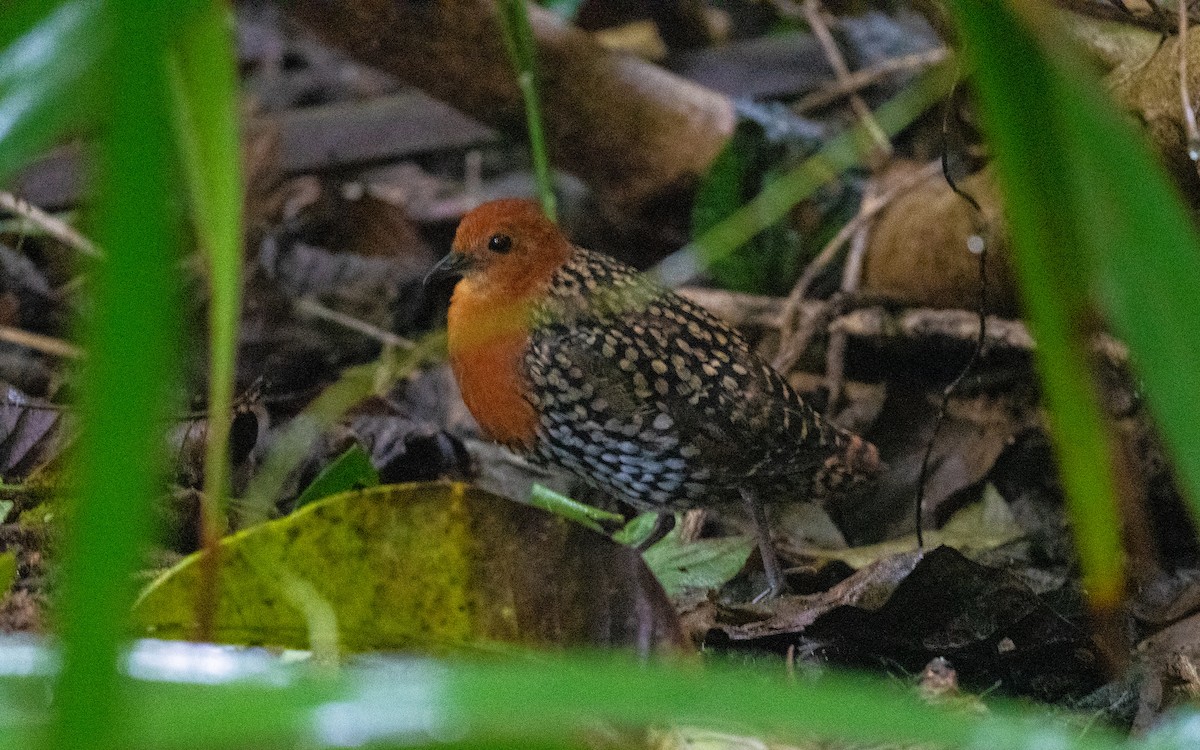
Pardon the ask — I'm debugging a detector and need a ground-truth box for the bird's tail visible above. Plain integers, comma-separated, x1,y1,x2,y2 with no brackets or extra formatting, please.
811,432,884,499
839,433,884,478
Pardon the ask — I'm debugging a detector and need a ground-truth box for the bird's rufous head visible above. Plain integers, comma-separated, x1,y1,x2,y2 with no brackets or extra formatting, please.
426,199,573,300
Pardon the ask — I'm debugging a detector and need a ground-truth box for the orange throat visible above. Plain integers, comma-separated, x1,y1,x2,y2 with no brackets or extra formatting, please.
447,285,540,450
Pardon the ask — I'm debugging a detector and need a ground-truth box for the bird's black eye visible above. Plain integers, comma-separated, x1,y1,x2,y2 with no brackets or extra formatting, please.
487,233,513,254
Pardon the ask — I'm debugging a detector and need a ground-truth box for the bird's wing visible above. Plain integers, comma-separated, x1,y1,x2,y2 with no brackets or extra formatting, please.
525,289,842,482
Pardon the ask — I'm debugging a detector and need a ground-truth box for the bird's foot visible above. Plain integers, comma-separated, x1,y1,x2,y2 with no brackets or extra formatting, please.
751,577,787,604
740,488,788,602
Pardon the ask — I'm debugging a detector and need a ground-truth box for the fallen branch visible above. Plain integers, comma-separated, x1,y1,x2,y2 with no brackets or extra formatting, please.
679,286,1130,367
796,0,892,155
286,0,735,252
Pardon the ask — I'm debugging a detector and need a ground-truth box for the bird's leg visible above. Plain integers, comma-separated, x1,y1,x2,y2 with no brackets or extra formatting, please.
740,488,786,601
634,512,676,552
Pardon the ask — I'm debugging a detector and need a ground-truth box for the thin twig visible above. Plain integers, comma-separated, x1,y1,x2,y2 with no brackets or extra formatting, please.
0,325,83,359
1180,0,1200,173
0,192,101,259
794,48,949,113
772,300,839,378
294,297,417,349
914,93,989,550
823,223,871,415
796,0,892,155
773,160,941,374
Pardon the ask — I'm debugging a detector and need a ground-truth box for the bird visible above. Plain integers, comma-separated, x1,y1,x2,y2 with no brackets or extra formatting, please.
427,198,881,598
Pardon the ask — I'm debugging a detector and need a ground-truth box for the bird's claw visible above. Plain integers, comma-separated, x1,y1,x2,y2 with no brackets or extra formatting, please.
751,578,787,604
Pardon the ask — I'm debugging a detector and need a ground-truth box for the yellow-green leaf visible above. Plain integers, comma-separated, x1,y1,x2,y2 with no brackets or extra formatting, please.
133,482,682,653
801,484,1023,569
0,551,16,599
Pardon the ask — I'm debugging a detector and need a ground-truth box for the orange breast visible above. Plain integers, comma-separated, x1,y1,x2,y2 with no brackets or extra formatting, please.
447,290,540,450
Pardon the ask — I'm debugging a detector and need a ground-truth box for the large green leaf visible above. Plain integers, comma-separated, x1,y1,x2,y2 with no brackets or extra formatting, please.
946,0,1200,605
49,4,186,748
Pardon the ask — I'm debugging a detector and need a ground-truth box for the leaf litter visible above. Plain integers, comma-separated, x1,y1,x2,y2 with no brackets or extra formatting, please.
1,2,1198,740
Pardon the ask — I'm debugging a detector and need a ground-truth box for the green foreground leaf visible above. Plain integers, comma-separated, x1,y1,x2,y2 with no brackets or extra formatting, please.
0,639,1139,750
0,0,102,181
947,0,1200,605
47,4,185,748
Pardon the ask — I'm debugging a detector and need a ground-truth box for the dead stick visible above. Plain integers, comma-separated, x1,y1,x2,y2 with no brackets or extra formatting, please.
795,48,949,112
0,325,83,359
794,0,892,155
0,191,100,258
773,161,941,373
679,287,1130,366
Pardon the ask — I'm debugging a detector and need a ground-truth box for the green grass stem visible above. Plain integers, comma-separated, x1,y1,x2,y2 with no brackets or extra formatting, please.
48,4,182,748
497,0,557,222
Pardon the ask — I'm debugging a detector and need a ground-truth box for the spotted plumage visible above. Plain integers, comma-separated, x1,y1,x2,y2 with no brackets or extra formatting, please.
523,246,868,511
430,199,881,595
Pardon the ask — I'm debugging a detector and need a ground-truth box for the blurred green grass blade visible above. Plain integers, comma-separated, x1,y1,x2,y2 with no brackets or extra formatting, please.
947,0,1121,604
169,0,243,527
445,657,1125,750
945,0,1200,604
0,640,1139,750
496,0,557,221
1054,52,1200,518
51,3,183,749
0,0,102,182
691,121,803,294
656,61,958,286
6,649,1136,750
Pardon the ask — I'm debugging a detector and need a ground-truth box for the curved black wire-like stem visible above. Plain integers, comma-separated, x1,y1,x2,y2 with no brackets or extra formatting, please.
915,82,989,550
